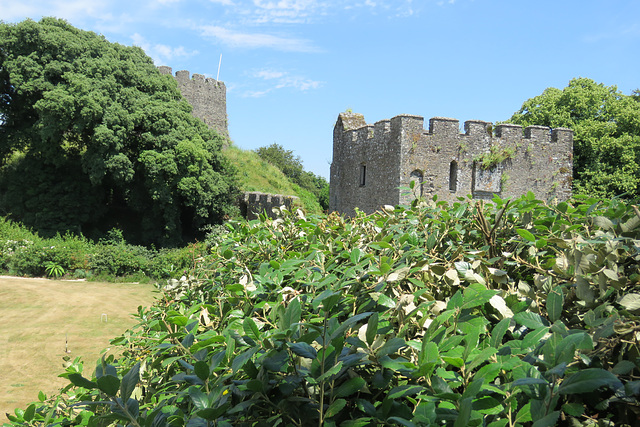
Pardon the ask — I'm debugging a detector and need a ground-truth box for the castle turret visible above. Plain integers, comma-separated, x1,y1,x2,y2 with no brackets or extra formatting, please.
158,66,228,138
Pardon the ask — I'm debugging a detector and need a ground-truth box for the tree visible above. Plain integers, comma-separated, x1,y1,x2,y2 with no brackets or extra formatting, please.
255,143,305,182
255,143,329,210
507,78,640,199
0,18,238,245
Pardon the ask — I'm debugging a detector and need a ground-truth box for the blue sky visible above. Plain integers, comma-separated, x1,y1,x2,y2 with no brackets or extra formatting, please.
2,1,639,178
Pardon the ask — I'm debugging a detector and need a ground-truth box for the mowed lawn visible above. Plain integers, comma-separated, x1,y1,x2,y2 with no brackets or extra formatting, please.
0,276,158,422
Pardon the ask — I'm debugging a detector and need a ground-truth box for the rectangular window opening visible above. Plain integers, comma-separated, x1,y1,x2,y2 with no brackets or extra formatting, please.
359,164,366,186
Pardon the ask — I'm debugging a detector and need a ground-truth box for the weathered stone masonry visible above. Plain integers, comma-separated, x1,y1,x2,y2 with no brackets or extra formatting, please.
158,66,298,219
239,192,300,220
158,66,228,137
330,112,573,216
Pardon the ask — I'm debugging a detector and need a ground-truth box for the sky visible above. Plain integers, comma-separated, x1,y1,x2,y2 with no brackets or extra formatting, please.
2,0,639,179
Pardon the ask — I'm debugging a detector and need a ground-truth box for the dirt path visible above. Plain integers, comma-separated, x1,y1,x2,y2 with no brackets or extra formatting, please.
0,276,158,421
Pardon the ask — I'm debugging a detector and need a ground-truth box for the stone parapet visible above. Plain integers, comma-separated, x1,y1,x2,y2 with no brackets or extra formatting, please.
239,192,300,220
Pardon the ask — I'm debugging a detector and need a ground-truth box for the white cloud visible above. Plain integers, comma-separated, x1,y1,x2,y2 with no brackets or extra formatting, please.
250,0,320,23
244,68,322,96
200,25,319,51
244,89,272,97
131,33,198,65
254,70,286,79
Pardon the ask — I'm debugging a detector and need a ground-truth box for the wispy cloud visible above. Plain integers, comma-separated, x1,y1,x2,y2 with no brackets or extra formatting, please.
243,68,323,97
200,25,319,51
131,33,198,64
250,0,322,24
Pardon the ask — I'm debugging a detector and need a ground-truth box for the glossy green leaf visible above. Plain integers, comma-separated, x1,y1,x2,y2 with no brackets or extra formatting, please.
232,347,259,373
532,411,560,427
517,228,536,242
366,312,379,346
23,404,35,423
558,368,622,394
387,417,416,427
329,312,372,341
325,398,347,418
194,361,210,381
67,373,97,390
473,396,504,415
515,402,532,423
490,318,511,348
316,361,343,382
334,377,366,397
388,385,424,399
120,362,140,402
189,386,210,410
462,378,483,399
513,377,549,387
454,397,472,427
375,337,407,357
514,311,548,329
97,375,120,396
547,286,564,323
287,341,318,359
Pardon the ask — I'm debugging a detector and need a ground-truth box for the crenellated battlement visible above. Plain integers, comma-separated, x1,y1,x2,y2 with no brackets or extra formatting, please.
158,66,228,137
330,111,574,216
239,192,300,220
335,112,573,146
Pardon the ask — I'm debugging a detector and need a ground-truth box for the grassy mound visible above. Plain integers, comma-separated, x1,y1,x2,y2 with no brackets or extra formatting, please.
224,145,323,214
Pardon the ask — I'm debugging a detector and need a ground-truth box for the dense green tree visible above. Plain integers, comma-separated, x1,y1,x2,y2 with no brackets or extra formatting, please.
507,78,640,199
0,18,238,245
254,143,304,182
255,143,329,210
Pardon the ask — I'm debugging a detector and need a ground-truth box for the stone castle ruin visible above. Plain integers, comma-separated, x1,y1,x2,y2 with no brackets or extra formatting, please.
330,112,573,216
158,66,228,137
159,66,299,219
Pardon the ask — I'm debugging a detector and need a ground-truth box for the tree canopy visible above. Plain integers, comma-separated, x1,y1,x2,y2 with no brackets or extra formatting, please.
507,78,640,200
0,18,238,246
255,143,329,210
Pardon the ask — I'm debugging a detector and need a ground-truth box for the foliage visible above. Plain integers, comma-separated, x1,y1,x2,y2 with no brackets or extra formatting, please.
223,145,299,196
474,145,516,170
0,18,239,246
44,260,65,278
7,193,640,426
224,144,325,214
255,143,329,211
254,143,305,182
0,216,208,281
508,77,640,200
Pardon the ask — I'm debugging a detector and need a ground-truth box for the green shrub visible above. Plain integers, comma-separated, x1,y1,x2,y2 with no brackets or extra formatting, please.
9,193,640,426
5,242,46,276
88,244,154,277
148,243,208,279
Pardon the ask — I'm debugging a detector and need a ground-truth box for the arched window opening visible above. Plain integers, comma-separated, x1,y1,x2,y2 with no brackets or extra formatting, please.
449,161,458,192
359,163,366,187
410,170,424,198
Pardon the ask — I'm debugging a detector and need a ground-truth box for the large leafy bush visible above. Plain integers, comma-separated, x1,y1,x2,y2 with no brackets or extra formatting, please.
5,194,640,426
0,18,238,246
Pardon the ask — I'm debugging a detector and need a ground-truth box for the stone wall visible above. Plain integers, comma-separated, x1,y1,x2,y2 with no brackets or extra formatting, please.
330,112,573,216
158,66,228,137
239,192,300,220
